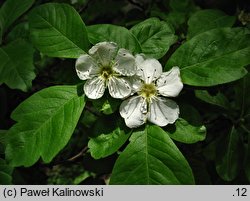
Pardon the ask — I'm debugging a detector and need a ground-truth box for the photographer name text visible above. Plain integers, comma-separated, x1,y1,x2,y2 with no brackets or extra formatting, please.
3,187,104,198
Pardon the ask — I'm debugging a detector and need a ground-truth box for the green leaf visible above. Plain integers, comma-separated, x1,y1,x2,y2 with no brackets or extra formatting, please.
110,125,194,184
73,171,94,185
0,39,35,91
234,73,250,119
6,22,29,42
0,0,34,34
179,103,202,125
169,0,196,12
167,0,198,30
80,110,97,128
167,118,206,144
166,11,186,30
130,17,177,59
92,96,121,115
0,158,13,184
87,24,141,53
5,85,85,167
166,28,250,86
195,90,231,109
216,126,244,181
88,128,130,160
88,117,130,159
187,9,236,39
29,3,89,58
0,130,7,154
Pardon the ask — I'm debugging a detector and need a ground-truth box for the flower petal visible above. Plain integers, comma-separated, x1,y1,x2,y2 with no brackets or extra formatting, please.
75,54,99,80
148,98,179,126
120,96,147,128
84,77,105,99
156,66,183,97
135,54,145,67
89,42,118,66
108,77,131,99
113,48,136,76
136,57,162,83
128,75,143,95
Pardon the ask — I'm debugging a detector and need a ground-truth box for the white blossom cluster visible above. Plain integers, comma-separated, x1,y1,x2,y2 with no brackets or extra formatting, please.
75,42,183,128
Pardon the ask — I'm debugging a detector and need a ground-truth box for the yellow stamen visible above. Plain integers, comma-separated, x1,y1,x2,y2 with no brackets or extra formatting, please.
100,66,114,80
138,83,157,101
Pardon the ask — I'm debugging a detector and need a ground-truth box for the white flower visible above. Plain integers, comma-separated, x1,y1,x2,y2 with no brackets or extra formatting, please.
75,42,136,99
120,55,183,128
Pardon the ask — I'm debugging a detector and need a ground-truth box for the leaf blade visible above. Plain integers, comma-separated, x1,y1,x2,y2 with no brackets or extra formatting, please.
130,17,177,59
88,116,131,159
29,3,89,58
187,9,236,39
110,125,194,184
167,118,206,144
216,126,244,181
166,27,250,86
0,0,35,34
195,90,231,109
5,85,85,167
87,24,141,53
0,39,35,91
88,127,130,159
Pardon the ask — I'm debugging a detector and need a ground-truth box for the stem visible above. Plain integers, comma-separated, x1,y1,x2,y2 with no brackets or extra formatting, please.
47,146,88,167
67,146,88,162
244,113,250,119
240,124,250,134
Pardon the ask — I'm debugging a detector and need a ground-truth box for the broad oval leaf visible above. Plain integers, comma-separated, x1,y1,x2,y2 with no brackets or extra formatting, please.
166,11,186,30
130,17,177,59
187,9,236,39
169,0,196,12
5,85,85,167
110,125,194,184
167,118,206,144
0,0,34,35
87,24,141,53
195,90,230,109
167,0,197,30
216,126,244,181
166,27,250,86
29,3,89,58
6,22,29,42
0,39,35,91
88,119,131,159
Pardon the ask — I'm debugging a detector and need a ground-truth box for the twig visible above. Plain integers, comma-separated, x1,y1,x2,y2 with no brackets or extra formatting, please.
45,146,89,167
67,146,88,162
240,124,250,134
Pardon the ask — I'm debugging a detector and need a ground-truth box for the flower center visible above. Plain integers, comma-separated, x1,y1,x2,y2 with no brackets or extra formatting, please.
100,66,114,80
138,83,157,100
